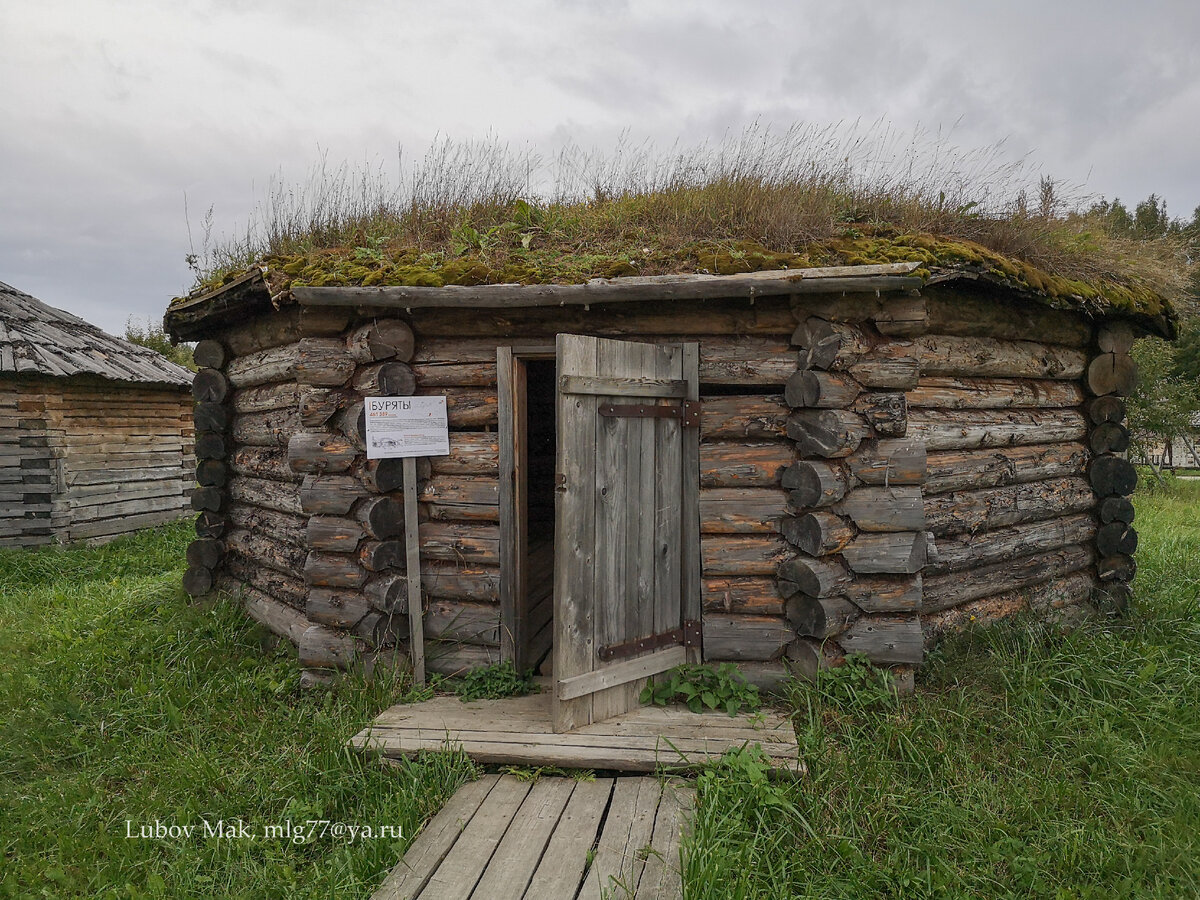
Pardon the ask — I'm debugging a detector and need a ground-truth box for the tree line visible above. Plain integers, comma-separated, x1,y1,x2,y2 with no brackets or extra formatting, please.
1092,195,1200,472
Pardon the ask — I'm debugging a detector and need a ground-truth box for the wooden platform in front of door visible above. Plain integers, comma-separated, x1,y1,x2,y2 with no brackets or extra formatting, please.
370,773,693,900
349,689,801,773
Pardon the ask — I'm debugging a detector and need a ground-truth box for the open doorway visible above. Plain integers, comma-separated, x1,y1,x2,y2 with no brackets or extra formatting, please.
497,347,557,675
523,358,556,672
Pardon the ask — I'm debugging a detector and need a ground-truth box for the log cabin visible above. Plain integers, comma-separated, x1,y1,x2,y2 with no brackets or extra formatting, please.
164,245,1173,721
1,280,194,546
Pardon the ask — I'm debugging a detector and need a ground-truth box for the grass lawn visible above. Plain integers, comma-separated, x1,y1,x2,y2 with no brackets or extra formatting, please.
0,522,475,899
685,480,1200,899
2,483,1198,898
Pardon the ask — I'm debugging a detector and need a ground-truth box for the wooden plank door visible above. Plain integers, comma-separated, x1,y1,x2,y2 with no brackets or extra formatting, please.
553,334,700,732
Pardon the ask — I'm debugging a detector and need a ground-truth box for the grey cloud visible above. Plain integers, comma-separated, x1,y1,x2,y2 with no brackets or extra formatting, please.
1,0,1198,336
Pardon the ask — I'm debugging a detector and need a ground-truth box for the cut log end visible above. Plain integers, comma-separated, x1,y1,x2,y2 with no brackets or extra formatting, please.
776,554,852,598
192,339,228,370
1098,495,1135,525
781,512,853,557
784,370,860,409
1086,352,1138,397
787,409,869,459
195,511,226,539
1089,422,1130,455
1086,395,1126,425
785,595,859,639
1088,455,1137,497
781,460,847,508
194,432,227,461
186,537,223,570
195,459,228,488
192,368,230,404
1092,582,1132,617
1096,522,1138,557
182,565,214,597
347,320,415,364
1097,553,1136,583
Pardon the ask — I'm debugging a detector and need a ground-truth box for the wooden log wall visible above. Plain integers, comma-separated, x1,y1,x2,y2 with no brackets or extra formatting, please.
181,309,414,684
1086,321,1139,616
290,320,426,678
406,298,802,683
779,297,926,677
916,314,1137,632
779,285,1115,674
185,285,1131,686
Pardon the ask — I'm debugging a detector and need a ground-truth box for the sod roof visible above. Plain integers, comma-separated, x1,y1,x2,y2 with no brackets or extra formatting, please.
168,231,1177,341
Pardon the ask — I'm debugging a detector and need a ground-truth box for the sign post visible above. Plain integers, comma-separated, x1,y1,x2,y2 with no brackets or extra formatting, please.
365,396,450,686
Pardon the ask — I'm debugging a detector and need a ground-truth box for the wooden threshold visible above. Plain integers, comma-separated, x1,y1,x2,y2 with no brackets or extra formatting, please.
349,687,801,773
370,773,694,900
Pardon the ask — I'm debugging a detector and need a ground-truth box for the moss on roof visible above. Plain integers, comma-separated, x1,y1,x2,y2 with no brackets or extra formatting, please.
180,229,1172,323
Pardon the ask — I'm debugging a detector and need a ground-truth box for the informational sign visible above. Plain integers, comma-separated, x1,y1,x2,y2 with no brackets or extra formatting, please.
365,396,450,459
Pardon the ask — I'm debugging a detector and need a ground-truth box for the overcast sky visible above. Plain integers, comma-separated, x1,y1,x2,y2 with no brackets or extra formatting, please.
2,0,1197,336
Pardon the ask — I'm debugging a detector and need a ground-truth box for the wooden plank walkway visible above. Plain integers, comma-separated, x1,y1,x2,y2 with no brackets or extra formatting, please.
370,774,694,900
350,688,800,773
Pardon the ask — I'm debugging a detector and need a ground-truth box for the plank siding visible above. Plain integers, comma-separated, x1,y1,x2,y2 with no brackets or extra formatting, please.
0,375,192,547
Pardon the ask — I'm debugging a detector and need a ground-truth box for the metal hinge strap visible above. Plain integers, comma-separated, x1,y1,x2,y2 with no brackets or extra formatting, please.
598,400,701,428
598,618,702,661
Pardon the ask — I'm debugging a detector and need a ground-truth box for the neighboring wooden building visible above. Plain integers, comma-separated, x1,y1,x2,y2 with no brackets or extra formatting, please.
1,280,194,546
1133,412,1200,469
165,258,1171,722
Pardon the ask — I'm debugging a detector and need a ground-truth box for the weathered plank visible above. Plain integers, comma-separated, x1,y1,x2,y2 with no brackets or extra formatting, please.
702,614,796,661
875,334,1088,379
842,530,927,574
906,376,1085,409
906,408,1088,451
926,513,1097,576
924,476,1094,537
523,779,614,899
838,615,924,665
923,442,1088,496
368,775,500,900
923,544,1096,613
295,264,922,308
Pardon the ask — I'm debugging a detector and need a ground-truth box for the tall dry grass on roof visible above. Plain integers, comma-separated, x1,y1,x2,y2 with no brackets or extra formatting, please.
191,123,1193,307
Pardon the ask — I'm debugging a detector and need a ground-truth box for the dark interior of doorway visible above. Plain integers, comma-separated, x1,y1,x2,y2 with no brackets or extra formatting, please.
523,358,556,673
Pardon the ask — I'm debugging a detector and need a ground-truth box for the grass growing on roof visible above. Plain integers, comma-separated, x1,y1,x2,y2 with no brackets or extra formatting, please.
682,478,1200,898
0,521,477,898
185,125,1191,318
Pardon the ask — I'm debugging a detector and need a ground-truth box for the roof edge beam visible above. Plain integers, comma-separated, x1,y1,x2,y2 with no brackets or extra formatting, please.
292,267,924,311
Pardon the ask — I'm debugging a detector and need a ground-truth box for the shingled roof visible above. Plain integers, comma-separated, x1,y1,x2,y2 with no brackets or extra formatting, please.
0,280,192,387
